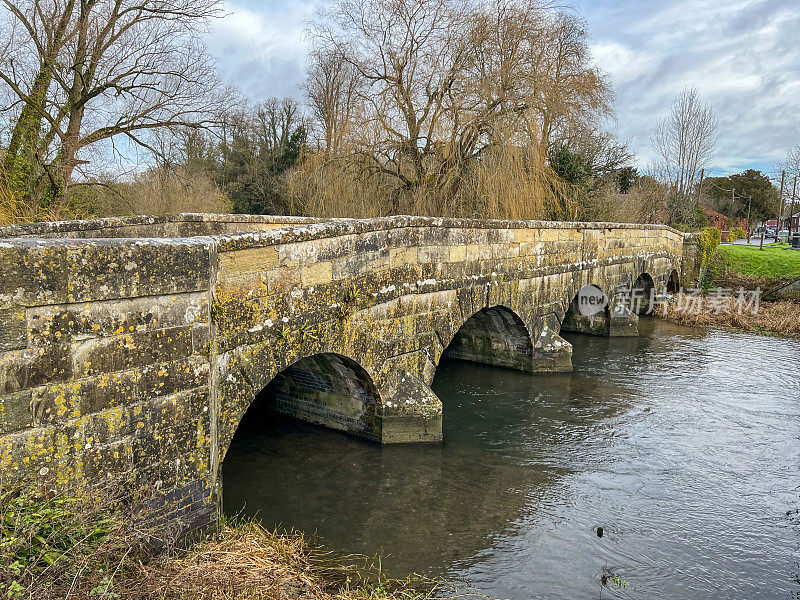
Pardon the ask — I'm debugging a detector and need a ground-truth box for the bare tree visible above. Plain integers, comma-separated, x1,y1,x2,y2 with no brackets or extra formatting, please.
651,86,718,198
311,0,473,199
301,0,614,218
777,144,800,181
303,48,361,159
1,0,224,218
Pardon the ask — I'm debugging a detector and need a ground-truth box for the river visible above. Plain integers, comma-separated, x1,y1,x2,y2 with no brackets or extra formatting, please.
222,319,800,599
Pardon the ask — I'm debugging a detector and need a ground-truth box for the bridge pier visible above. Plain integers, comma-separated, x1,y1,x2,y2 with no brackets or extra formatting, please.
531,325,573,372
378,372,443,443
608,306,640,337
560,303,639,337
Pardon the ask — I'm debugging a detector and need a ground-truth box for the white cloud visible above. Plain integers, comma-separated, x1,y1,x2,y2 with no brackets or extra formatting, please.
205,0,317,100
591,41,657,84
580,0,800,174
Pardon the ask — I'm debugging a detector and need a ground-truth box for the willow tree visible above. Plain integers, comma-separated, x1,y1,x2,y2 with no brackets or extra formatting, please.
298,0,615,219
0,0,223,219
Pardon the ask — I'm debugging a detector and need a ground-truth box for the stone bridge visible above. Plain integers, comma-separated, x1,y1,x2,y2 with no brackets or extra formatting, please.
0,214,695,534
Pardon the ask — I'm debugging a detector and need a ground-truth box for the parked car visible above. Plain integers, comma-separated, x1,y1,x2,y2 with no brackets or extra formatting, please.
777,229,790,243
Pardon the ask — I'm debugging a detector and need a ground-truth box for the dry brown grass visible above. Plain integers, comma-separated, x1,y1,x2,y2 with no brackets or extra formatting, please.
1,486,444,600
133,521,442,600
656,293,800,337
137,522,324,600
0,167,230,225
77,169,231,218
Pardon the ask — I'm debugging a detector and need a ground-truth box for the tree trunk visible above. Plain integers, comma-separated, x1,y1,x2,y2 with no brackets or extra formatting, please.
2,68,51,199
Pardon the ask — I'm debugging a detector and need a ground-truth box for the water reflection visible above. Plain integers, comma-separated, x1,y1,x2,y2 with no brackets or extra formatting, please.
222,318,800,599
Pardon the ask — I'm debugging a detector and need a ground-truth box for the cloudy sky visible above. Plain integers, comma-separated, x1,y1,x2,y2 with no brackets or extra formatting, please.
205,0,800,177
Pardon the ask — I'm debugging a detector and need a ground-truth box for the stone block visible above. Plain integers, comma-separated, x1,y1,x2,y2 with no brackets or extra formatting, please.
466,244,493,260
264,267,301,295
301,261,334,286
390,247,418,268
0,308,27,351
492,243,520,259
72,326,193,377
219,247,279,275
28,293,208,345
0,244,68,307
33,372,136,423
417,246,450,263
513,229,538,243
333,249,388,279
0,390,34,434
65,240,211,302
449,245,467,262
0,345,72,393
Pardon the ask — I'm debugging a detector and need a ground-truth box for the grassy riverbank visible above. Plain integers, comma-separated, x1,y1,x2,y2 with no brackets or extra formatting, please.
707,243,800,289
0,488,440,600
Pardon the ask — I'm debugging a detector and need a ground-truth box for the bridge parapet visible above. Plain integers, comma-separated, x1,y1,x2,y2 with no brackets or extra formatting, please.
0,214,686,537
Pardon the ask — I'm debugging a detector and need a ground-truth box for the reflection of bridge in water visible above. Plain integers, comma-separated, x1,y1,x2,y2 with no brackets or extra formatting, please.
0,214,694,537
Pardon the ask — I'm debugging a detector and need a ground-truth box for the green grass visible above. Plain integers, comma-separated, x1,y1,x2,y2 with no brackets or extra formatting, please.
714,243,800,281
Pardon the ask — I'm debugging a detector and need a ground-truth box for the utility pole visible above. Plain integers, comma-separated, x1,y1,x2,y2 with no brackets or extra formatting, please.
775,171,787,243
760,173,783,250
746,196,752,244
790,176,798,239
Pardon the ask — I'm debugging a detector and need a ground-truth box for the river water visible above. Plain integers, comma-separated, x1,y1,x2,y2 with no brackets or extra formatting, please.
223,319,800,599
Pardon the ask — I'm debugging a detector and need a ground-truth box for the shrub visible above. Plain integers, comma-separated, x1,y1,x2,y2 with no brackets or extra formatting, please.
696,226,721,287
728,226,747,242
698,227,721,265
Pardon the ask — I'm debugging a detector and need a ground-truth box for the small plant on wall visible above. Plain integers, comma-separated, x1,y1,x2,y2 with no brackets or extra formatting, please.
298,323,318,343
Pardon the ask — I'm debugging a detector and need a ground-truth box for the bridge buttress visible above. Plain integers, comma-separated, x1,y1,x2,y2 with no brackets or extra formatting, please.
531,325,574,372
560,298,640,338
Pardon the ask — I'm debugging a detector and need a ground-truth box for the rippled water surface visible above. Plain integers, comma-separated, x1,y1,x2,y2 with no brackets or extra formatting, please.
223,319,800,599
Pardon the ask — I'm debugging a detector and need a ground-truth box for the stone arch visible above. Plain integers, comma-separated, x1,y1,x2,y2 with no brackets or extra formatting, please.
215,327,389,467
667,269,681,293
561,284,611,336
629,272,656,315
258,352,381,434
442,305,535,372
219,351,381,463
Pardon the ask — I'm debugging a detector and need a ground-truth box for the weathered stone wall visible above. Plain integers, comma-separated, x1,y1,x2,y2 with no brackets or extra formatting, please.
0,236,216,533
0,213,687,538
681,233,704,287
